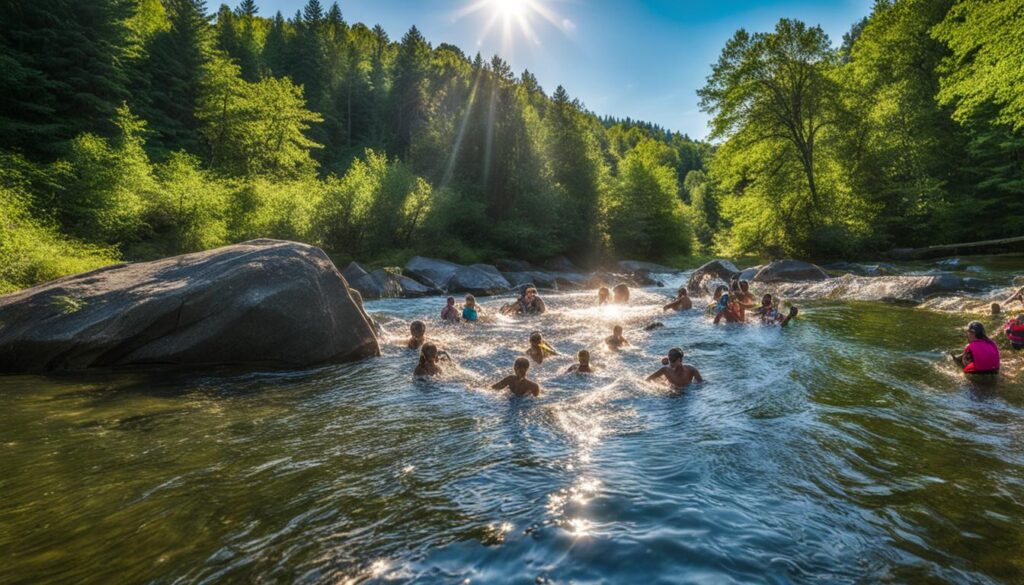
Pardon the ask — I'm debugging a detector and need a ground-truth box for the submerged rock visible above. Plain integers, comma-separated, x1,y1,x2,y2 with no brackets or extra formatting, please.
0,239,380,373
776,272,979,303
752,260,829,283
687,259,741,293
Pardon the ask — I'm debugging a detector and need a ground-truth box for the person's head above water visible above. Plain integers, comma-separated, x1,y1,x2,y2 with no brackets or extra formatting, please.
740,281,750,292
967,321,989,341
465,294,476,307
514,356,530,376
613,325,623,336
598,287,610,300
677,287,688,297
613,283,630,303
446,297,455,306
762,293,773,306
992,302,1002,315
578,349,590,365
667,347,684,364
529,331,543,346
410,320,426,337
419,342,437,364
713,285,728,300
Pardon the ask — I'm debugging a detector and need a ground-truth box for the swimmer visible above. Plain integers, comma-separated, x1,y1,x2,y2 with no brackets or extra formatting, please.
712,287,743,324
737,281,757,309
605,325,630,351
414,343,442,377
992,303,1002,316
441,297,460,322
647,347,703,389
613,283,630,304
492,357,541,397
526,331,558,364
950,321,1000,374
1004,314,1024,350
598,287,610,306
663,287,692,311
462,294,479,322
567,350,593,374
407,320,426,349
752,294,798,326
502,286,546,315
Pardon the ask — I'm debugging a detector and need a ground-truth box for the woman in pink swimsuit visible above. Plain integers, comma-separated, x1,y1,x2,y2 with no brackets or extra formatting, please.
951,321,1000,374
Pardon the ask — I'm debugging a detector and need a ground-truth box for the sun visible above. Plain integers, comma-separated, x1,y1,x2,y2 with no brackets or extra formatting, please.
455,0,569,48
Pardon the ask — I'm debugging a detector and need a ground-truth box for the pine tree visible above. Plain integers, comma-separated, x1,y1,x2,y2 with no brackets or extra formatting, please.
235,0,257,18
391,26,431,154
0,0,133,158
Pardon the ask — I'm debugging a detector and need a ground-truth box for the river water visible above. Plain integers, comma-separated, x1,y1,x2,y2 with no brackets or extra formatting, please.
3,265,1024,584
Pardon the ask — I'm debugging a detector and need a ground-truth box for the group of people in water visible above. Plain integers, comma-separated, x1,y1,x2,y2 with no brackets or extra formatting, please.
952,286,1024,375
406,275,804,397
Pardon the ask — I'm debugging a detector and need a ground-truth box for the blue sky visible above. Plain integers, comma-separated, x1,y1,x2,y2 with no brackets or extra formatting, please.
253,0,873,139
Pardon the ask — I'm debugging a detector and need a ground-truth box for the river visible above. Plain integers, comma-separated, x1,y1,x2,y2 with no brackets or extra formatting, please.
2,263,1024,584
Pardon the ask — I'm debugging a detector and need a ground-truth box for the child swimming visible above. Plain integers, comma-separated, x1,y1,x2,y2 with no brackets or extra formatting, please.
414,343,442,377
566,350,593,374
663,288,692,311
605,325,629,351
526,331,558,364
441,297,460,322
407,320,426,349
492,357,541,397
647,347,703,389
462,294,479,322
598,287,610,305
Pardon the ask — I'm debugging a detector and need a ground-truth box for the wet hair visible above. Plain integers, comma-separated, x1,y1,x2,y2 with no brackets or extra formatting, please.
418,343,437,366
529,331,543,344
613,283,630,302
578,350,590,363
762,293,773,304
667,347,684,363
967,321,989,340
520,283,536,295
446,297,456,305
730,281,741,293
613,325,623,334
526,287,538,296
677,287,688,297
598,287,610,298
713,285,728,298
465,294,476,305
991,303,1002,315
740,280,750,291
410,320,426,335
514,357,530,372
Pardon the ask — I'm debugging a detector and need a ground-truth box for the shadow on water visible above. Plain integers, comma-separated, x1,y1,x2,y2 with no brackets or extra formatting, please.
2,285,1024,583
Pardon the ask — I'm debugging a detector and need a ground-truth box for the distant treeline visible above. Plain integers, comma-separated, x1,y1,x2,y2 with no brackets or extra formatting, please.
1,0,1022,294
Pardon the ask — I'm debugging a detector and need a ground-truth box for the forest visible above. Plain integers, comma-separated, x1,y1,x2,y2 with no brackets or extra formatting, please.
1,0,1022,293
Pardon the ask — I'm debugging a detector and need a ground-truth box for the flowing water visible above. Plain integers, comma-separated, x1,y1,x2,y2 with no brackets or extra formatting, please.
3,266,1024,584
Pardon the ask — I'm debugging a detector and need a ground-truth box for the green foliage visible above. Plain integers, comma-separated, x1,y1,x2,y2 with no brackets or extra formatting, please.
933,0,1024,131
147,152,229,254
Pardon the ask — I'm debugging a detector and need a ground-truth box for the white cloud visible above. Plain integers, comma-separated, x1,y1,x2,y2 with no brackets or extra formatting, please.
561,18,576,32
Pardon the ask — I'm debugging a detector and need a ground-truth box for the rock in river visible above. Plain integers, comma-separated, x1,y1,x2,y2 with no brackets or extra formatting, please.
350,269,434,300
403,256,462,290
0,239,380,373
687,259,741,293
447,266,511,296
752,260,830,283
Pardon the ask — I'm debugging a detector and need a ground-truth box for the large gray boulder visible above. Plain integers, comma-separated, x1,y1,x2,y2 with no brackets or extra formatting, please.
0,239,380,373
752,260,829,283
341,261,369,285
447,266,511,296
738,265,763,282
687,259,740,293
503,271,559,290
350,268,434,300
404,256,463,290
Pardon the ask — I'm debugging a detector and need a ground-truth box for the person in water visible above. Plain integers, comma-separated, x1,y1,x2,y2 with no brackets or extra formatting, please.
647,347,703,389
441,297,460,322
597,287,611,306
1004,314,1024,350
462,294,479,322
503,286,546,315
526,331,558,364
712,286,743,324
492,357,541,397
613,283,630,304
663,287,692,311
408,320,427,349
414,343,442,377
605,325,629,351
567,350,593,374
753,294,799,327
951,321,1000,374
737,281,757,309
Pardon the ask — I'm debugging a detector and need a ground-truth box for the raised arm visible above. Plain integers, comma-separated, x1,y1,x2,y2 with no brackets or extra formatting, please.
491,375,515,390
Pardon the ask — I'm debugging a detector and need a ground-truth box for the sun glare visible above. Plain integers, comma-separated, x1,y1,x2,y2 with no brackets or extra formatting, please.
456,0,569,49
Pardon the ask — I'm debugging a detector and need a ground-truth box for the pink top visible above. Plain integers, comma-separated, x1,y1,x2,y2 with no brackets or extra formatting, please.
441,305,459,320
965,339,1000,372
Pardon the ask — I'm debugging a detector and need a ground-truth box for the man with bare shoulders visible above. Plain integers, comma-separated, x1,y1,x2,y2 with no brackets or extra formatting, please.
647,347,703,389
663,287,692,311
492,357,541,397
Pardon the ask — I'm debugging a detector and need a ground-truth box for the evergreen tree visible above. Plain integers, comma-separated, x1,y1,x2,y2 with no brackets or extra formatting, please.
390,26,430,155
